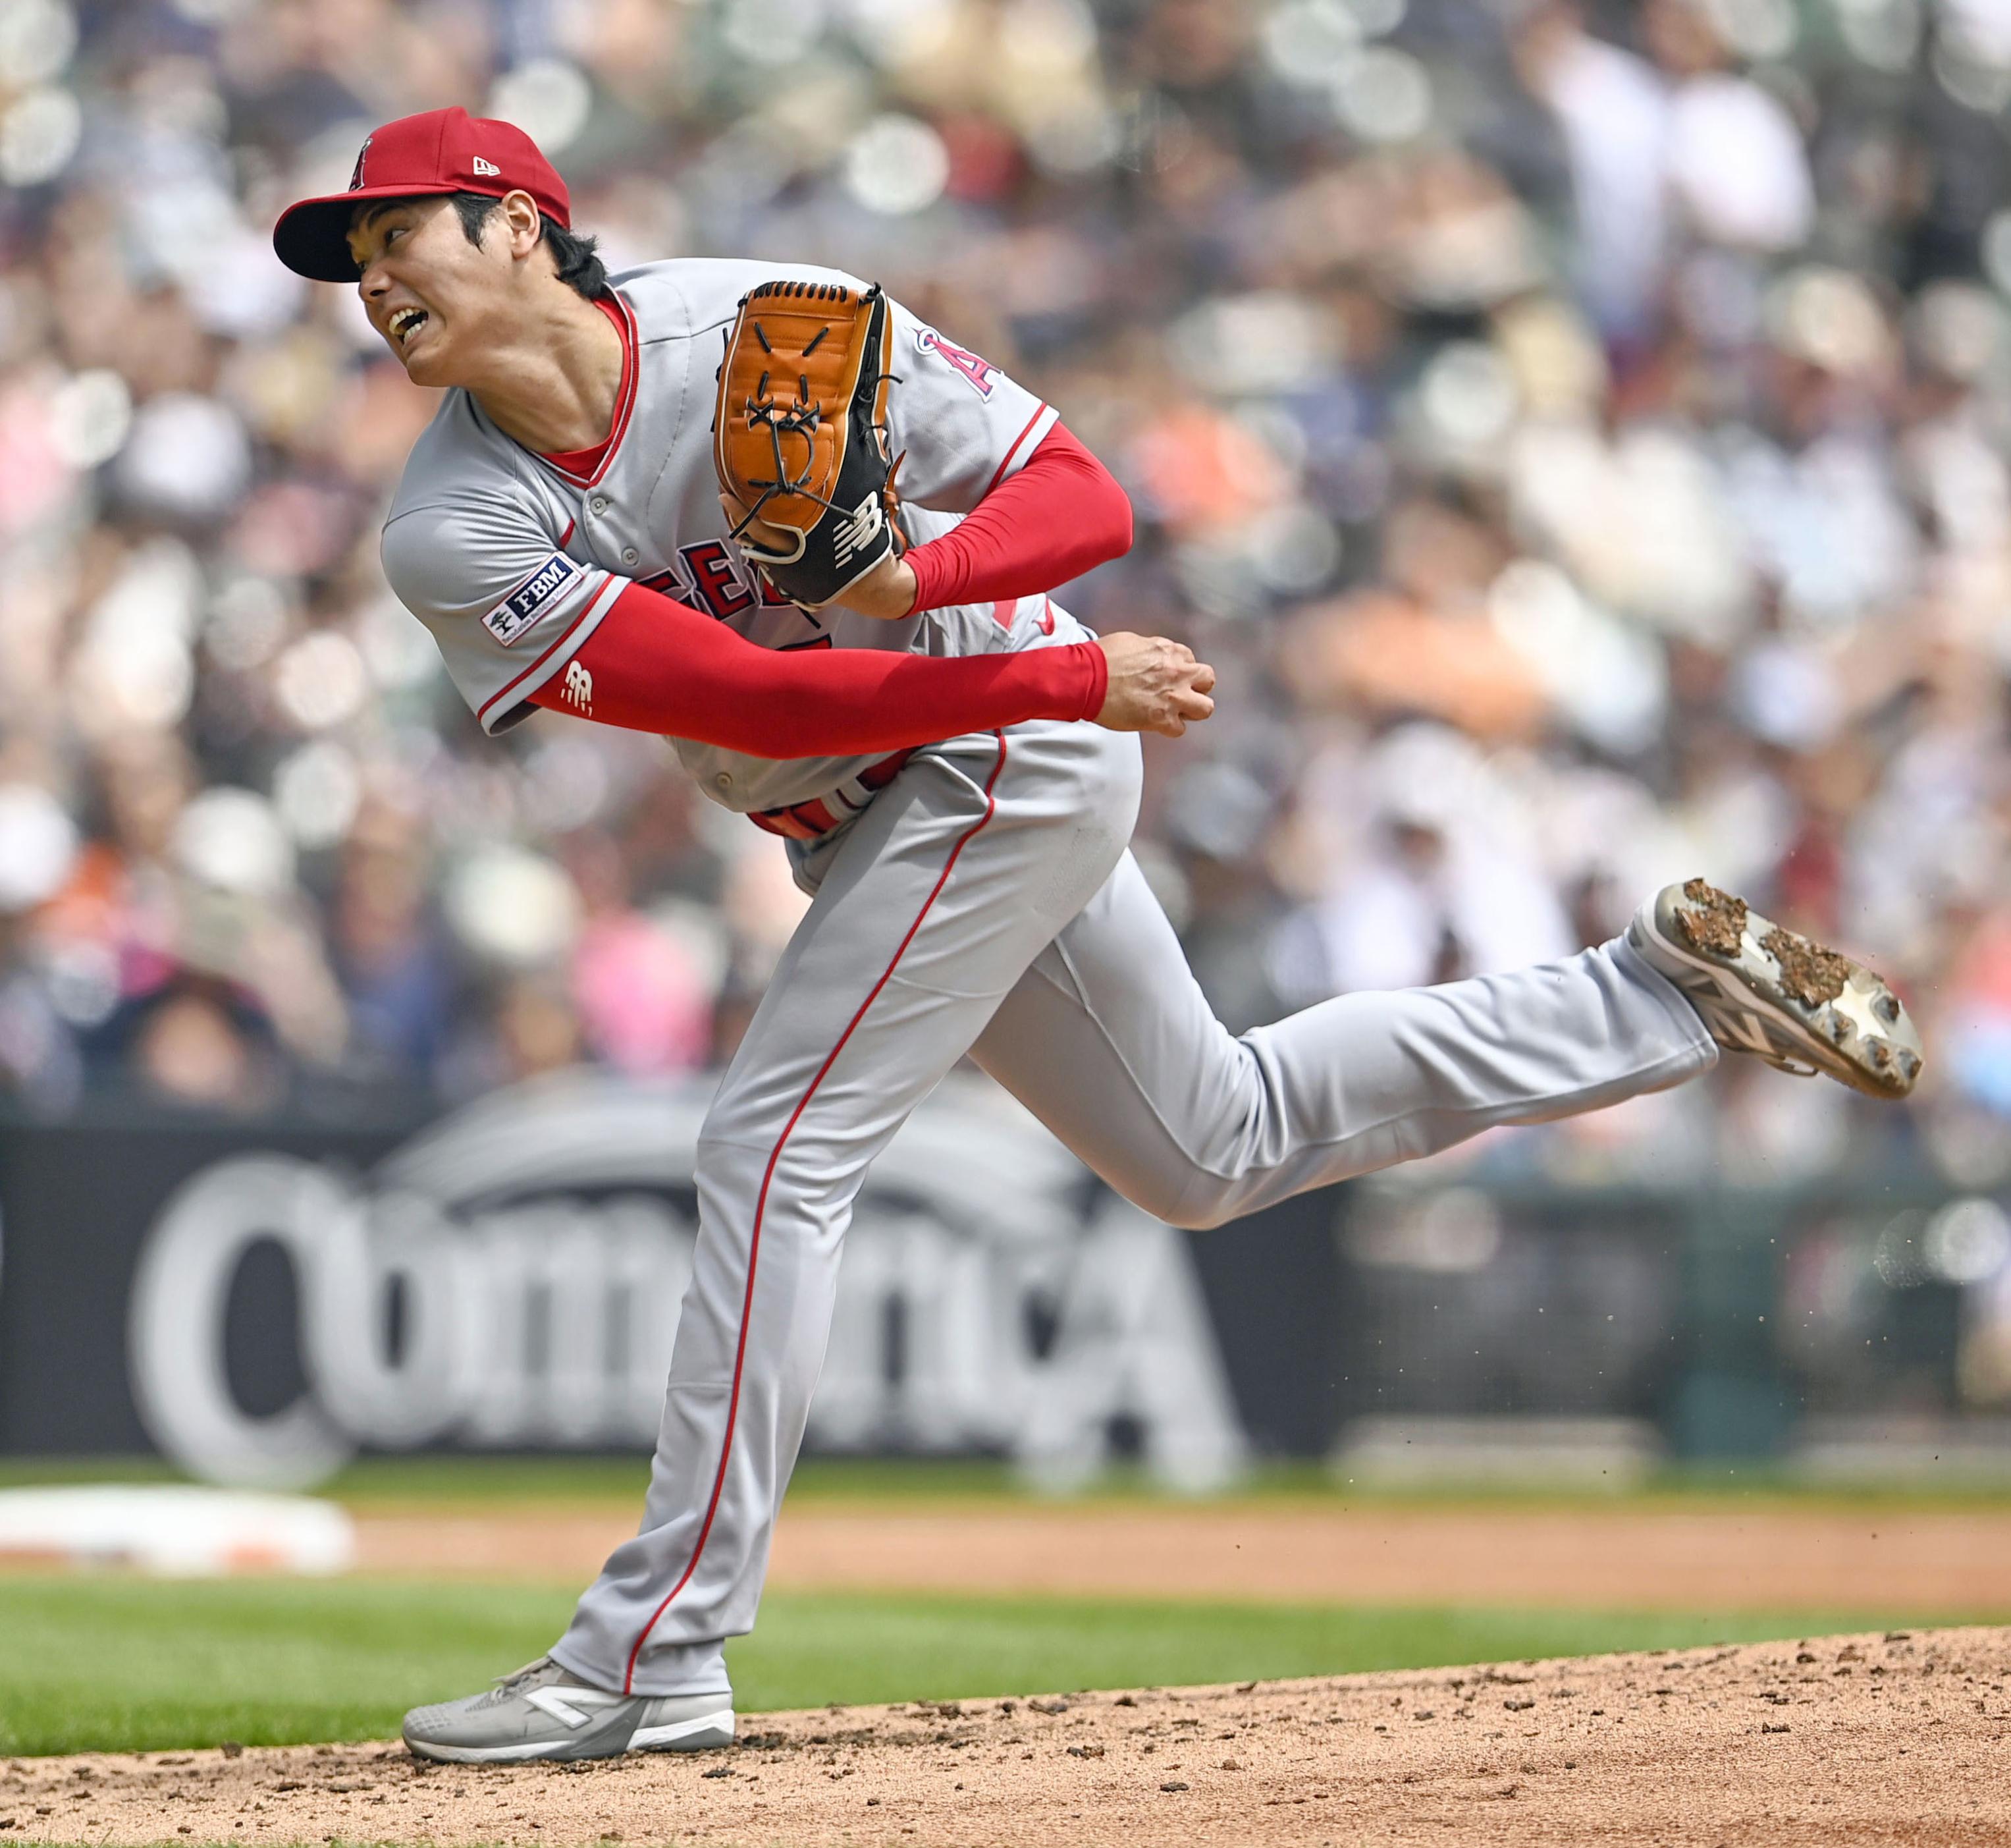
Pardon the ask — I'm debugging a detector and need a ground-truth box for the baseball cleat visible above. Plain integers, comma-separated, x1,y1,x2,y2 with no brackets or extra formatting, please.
401,1656,735,1764
1628,879,1923,1101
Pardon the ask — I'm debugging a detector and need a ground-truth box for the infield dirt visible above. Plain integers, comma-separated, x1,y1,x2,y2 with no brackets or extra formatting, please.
7,1626,2008,1846
358,1501,2011,1613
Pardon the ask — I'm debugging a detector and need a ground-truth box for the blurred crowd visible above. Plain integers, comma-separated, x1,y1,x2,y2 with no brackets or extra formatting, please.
3,0,2011,1185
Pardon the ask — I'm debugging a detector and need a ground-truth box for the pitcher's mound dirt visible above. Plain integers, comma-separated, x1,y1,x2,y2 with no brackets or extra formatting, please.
8,1627,2011,1846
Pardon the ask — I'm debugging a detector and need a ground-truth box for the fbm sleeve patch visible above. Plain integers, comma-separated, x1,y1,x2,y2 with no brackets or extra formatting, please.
483,551,581,646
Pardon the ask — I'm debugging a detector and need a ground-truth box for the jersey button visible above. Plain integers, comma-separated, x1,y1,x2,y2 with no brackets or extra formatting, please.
714,773,732,790
590,496,608,515
622,547,639,565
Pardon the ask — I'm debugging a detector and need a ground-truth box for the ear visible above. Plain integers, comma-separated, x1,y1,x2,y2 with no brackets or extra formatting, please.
498,190,544,260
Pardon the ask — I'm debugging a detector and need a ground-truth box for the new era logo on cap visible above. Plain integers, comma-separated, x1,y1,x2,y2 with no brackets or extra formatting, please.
472,155,500,176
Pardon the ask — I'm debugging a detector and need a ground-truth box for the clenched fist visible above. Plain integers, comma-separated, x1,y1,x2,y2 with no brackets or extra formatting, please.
1093,633,1217,737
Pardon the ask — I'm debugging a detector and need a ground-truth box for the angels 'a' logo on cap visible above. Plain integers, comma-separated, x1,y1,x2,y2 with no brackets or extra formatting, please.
348,134,372,190
472,155,501,177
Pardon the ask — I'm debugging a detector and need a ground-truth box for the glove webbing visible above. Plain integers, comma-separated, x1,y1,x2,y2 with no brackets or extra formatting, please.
721,316,901,541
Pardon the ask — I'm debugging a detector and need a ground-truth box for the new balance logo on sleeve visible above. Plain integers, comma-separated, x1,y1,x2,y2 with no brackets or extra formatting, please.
562,660,593,713
483,552,581,646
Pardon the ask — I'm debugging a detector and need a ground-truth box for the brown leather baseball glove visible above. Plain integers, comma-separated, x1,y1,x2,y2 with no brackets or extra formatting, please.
712,279,903,610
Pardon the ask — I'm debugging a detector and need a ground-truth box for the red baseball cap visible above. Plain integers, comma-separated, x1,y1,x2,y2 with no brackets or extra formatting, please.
273,107,572,283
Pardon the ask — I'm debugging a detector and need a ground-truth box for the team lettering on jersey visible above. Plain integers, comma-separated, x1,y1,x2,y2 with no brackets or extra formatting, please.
678,540,755,618
916,327,998,400
483,551,581,646
648,541,801,621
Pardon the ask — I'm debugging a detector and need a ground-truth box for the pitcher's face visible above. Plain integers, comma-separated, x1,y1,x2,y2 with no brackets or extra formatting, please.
349,194,523,388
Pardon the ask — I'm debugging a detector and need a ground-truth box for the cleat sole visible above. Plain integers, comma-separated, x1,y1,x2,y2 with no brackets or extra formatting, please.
1633,881,1923,1102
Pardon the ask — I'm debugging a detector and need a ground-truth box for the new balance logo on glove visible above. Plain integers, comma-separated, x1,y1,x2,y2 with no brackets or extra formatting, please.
830,493,884,572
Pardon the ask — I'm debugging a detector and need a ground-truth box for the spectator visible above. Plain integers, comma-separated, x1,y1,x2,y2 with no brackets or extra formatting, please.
0,0,1997,1186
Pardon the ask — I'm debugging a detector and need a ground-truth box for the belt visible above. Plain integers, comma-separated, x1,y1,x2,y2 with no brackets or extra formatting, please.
747,747,919,841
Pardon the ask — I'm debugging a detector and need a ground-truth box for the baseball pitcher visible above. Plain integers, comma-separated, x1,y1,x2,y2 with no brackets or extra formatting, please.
273,109,1923,1764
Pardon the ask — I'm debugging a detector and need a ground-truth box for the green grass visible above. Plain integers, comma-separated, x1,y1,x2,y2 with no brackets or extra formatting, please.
0,1574,1982,1758
10,1453,2011,1509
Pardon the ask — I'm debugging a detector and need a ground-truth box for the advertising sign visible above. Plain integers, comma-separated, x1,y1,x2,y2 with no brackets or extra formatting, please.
2,1073,1248,1488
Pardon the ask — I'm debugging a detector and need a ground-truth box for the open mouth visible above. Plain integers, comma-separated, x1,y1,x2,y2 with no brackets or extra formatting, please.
388,306,430,349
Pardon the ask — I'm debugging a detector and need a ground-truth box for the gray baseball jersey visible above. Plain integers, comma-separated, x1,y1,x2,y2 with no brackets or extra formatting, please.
380,258,1061,814
372,253,1721,1712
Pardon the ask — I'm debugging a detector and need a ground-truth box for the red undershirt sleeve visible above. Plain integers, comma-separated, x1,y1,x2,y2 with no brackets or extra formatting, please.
902,422,1133,614
528,582,1109,754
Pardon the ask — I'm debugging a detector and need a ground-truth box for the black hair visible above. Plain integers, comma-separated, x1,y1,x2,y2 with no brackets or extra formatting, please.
450,191,610,300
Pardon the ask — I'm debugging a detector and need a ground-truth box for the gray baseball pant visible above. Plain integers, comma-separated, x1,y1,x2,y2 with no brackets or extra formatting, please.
550,716,1716,1697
